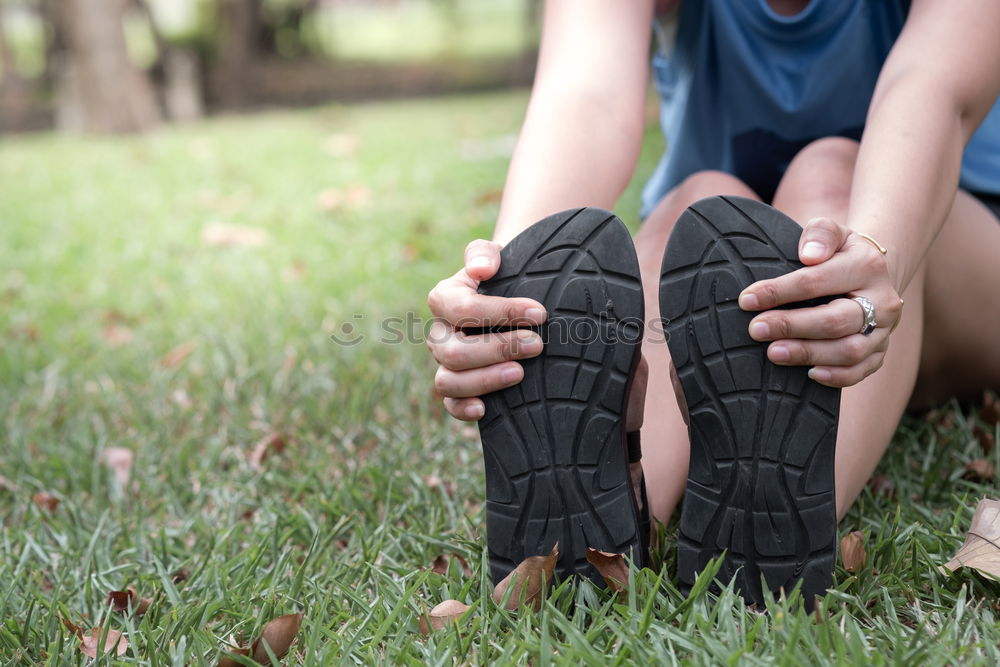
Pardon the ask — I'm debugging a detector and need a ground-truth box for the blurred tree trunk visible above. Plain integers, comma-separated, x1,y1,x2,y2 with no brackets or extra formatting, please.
53,0,159,133
0,3,31,133
217,0,263,108
0,7,12,82
132,0,205,121
524,0,542,30
38,0,64,88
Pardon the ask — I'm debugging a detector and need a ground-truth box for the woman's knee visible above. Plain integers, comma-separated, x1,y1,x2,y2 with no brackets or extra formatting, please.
793,136,860,169
644,170,757,234
775,137,860,209
782,137,859,189
636,170,758,303
676,169,758,204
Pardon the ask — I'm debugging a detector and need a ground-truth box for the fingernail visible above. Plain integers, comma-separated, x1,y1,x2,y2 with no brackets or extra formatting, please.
769,344,790,362
465,403,485,419
749,321,769,340
525,307,546,324
516,330,542,352
501,366,522,384
468,256,492,270
739,292,759,310
808,367,831,383
801,241,825,260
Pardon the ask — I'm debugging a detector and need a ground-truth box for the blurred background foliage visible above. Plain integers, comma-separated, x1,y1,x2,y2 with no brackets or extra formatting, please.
0,0,541,134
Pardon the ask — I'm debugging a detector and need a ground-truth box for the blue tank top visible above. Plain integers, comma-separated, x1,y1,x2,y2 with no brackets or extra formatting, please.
641,0,1000,216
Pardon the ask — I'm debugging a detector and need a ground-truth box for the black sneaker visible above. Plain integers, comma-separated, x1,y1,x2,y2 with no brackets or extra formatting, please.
475,207,647,585
659,195,840,609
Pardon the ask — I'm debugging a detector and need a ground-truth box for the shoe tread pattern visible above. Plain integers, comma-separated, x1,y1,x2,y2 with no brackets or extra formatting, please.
659,196,840,608
476,208,644,584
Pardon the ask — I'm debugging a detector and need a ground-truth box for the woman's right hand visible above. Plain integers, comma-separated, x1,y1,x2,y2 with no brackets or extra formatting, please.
426,239,547,421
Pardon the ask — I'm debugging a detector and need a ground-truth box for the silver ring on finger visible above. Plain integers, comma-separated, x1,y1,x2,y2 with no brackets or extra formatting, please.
852,295,877,336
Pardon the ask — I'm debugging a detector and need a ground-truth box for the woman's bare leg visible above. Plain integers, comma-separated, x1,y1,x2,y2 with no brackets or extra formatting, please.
912,192,1000,407
636,141,1000,526
772,137,924,517
634,171,761,523
771,136,1000,517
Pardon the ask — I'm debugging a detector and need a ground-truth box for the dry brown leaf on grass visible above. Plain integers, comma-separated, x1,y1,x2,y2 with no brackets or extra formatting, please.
974,424,996,455
198,191,247,216
427,387,446,420
585,548,629,592
101,308,130,324
102,324,134,347
60,617,82,636
430,553,472,577
219,614,302,667
251,613,302,663
867,475,896,499
982,390,1000,426
401,243,419,262
316,188,342,212
80,628,128,659
473,188,502,206
491,543,559,611
966,392,1000,455
840,531,867,573
281,260,308,283
430,554,449,575
315,184,371,212
248,432,288,470
10,324,40,342
216,645,250,667
422,474,456,498
964,459,995,482
418,600,471,635
201,222,270,248
61,618,128,658
106,587,152,616
0,475,17,492
33,492,59,512
101,447,133,487
159,340,197,369
929,406,956,431
218,613,302,666
944,499,1000,580
325,133,360,158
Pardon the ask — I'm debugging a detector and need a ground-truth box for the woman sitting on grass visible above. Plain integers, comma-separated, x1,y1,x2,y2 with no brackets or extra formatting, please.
425,0,1000,605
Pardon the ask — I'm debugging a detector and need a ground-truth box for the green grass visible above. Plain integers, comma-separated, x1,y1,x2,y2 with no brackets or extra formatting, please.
1,89,998,665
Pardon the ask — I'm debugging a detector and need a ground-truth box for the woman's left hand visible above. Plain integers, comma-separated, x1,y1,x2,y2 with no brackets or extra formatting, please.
737,217,905,388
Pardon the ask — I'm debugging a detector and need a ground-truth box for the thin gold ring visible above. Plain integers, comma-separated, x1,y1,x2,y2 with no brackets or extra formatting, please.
854,232,901,333
856,232,887,255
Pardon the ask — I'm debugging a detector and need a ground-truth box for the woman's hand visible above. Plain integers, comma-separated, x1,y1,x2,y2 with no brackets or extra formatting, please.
737,217,905,388
426,239,547,421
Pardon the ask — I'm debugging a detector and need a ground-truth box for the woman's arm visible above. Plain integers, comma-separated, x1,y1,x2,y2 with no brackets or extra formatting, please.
494,0,654,244
427,0,654,420
848,0,1000,293
739,0,1000,388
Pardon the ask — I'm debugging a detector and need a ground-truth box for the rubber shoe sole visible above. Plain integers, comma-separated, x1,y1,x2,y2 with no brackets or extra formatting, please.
475,207,646,585
659,195,841,608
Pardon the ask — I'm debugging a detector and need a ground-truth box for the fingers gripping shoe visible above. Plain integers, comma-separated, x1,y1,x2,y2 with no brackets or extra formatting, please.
660,196,841,609
475,208,647,585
